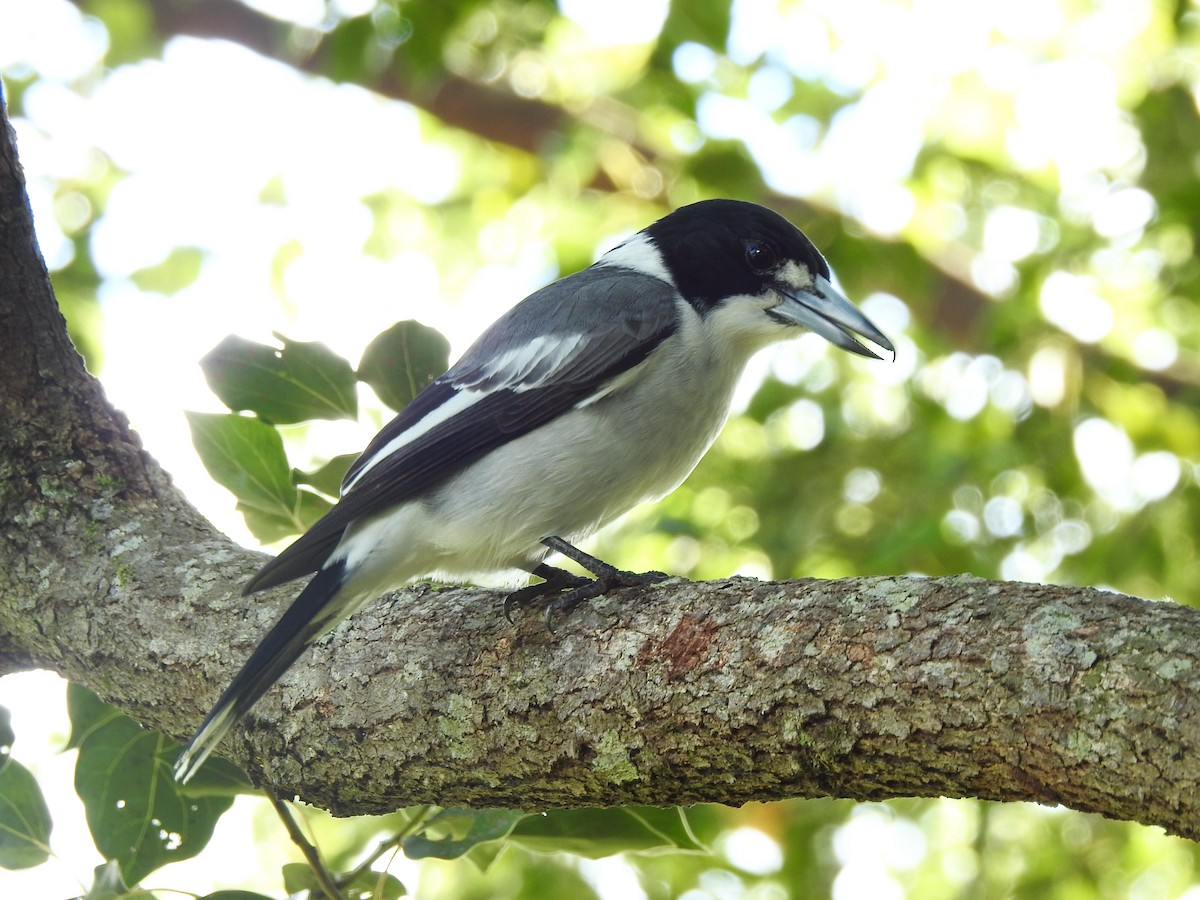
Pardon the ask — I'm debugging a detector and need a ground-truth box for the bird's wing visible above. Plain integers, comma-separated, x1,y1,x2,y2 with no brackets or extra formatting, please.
243,267,680,594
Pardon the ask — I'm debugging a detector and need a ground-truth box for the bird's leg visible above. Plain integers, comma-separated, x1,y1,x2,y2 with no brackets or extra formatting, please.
540,536,670,625
503,535,669,629
503,563,591,623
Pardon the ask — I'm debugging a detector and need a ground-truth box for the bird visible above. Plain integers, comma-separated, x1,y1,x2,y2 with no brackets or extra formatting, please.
173,199,894,783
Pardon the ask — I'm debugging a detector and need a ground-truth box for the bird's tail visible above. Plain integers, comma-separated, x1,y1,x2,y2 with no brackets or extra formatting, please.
173,561,350,784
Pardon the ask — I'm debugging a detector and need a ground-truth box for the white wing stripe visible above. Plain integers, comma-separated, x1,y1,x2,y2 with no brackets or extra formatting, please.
476,333,586,389
341,387,489,492
343,333,600,492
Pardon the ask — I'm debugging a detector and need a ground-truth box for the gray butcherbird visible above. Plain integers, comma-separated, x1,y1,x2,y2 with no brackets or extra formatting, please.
174,199,894,783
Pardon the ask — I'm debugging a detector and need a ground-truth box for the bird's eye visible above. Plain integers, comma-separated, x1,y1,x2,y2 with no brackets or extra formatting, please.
745,241,777,273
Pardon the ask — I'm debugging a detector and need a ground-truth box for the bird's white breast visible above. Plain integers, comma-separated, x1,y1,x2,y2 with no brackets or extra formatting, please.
333,295,772,596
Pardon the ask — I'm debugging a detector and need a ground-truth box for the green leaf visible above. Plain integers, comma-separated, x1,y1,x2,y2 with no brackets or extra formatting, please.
344,868,407,899
201,893,277,900
83,0,159,66
326,14,378,82
509,807,707,858
129,246,204,295
465,840,506,872
81,860,129,899
201,333,358,423
281,862,321,895
294,453,359,498
393,0,466,77
358,320,450,412
660,0,731,49
401,808,524,860
0,705,12,774
186,411,302,538
685,141,761,188
67,684,235,886
176,755,255,800
237,488,332,544
258,174,287,206
0,758,52,869
283,861,407,899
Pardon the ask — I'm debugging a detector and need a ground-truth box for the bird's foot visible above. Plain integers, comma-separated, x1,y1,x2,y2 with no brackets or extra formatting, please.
503,564,592,623
539,567,669,629
503,537,669,630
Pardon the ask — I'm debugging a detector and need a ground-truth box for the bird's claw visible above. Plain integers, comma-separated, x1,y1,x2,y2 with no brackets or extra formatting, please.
503,573,590,623
505,568,669,631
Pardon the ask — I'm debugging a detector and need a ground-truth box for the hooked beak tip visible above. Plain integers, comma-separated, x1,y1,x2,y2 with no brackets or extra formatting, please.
775,274,895,362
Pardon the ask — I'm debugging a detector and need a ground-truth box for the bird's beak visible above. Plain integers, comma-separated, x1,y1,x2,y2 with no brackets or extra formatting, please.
771,274,895,360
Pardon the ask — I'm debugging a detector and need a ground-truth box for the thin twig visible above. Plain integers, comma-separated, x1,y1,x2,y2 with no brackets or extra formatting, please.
336,805,440,888
264,786,346,900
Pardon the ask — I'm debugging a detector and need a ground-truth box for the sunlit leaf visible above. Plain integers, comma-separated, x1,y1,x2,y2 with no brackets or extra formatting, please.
465,840,505,872
0,758,52,869
129,246,204,295
80,860,129,899
201,334,357,424
509,806,707,858
84,0,159,66
658,0,731,51
345,868,407,900
282,862,405,900
326,14,378,83
358,320,451,412
186,412,300,538
294,453,359,499
281,862,321,896
176,755,255,800
396,0,473,76
237,488,332,544
401,808,524,860
67,685,234,885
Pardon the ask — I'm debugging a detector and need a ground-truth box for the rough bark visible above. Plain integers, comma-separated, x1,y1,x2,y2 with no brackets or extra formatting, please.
1,84,1198,841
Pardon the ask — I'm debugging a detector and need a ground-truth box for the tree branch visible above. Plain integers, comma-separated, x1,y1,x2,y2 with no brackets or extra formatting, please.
2,79,1198,842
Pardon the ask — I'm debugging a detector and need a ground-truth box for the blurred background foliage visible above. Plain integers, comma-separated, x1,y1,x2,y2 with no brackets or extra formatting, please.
3,0,1200,896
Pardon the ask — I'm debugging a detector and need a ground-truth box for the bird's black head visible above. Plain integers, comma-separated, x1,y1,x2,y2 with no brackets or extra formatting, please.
630,199,893,359
643,199,831,314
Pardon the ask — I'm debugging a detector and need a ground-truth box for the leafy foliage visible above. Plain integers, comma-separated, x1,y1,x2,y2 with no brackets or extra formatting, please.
281,861,405,899
358,319,452,412
509,807,708,858
186,411,333,542
80,860,132,900
294,452,360,498
0,702,51,871
0,757,52,869
401,808,524,860
130,246,205,296
66,684,240,886
187,318,450,539
200,334,358,424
